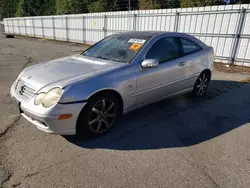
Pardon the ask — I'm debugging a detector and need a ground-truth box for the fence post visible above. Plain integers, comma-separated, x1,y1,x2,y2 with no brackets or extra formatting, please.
7,19,9,34
65,16,68,41
133,13,137,31
7,20,9,34
174,12,180,32
229,8,246,65
32,18,35,37
52,16,55,40
103,15,107,37
17,19,20,34
24,18,27,35
41,17,44,38
12,19,14,34
82,15,85,43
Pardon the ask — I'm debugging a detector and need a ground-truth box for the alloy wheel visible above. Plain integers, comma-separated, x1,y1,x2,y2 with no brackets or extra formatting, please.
195,72,209,96
88,99,117,134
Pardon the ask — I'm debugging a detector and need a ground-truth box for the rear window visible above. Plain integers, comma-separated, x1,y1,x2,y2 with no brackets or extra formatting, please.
181,38,201,55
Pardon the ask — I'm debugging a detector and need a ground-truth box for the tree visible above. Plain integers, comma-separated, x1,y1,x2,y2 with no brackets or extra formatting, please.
138,0,180,10
72,0,89,13
180,0,222,8
56,0,73,14
0,0,18,18
16,0,55,17
87,0,124,13
88,0,107,12
43,0,56,15
138,0,161,9
160,0,180,8
15,0,24,17
21,0,48,16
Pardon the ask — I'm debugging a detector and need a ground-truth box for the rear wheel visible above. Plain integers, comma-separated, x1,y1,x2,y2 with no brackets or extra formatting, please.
192,71,210,97
76,93,121,136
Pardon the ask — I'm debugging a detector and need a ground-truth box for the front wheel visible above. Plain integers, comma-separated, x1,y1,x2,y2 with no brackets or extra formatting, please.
76,93,121,137
192,71,210,97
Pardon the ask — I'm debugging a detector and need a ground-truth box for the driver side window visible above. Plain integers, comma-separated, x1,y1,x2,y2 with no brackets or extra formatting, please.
146,37,180,63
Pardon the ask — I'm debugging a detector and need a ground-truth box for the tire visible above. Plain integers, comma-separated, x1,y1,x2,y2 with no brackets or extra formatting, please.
192,71,210,97
76,93,121,137
6,34,14,38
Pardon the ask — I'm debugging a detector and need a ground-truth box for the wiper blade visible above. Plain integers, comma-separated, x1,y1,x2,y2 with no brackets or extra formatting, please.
111,59,126,63
96,56,109,60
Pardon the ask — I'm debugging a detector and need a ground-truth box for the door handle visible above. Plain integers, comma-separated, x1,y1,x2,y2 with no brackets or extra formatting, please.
179,62,185,66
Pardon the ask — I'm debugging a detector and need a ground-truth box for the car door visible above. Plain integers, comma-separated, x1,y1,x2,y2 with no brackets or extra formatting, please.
135,37,187,105
179,37,203,87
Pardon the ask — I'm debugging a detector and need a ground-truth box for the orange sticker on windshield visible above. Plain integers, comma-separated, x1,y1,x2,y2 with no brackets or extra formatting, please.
129,43,142,51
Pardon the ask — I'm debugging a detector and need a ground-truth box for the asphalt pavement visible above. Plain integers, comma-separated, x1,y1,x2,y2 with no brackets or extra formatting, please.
0,35,250,188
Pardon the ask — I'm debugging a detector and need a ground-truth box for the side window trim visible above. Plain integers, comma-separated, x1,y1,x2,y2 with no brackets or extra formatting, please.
179,37,202,57
144,36,182,64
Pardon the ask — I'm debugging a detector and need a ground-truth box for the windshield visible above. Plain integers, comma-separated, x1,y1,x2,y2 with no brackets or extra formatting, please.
81,34,151,63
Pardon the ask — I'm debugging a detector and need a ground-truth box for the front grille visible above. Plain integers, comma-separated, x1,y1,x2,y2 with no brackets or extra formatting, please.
14,79,36,102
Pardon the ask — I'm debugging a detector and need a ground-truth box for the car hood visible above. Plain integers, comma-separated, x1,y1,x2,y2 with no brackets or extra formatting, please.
19,55,124,92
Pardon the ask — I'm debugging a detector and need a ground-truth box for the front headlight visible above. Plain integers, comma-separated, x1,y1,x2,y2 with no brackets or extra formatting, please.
34,93,46,105
42,88,62,108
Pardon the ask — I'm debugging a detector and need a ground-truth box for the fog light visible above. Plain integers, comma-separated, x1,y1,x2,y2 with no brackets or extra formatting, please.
58,114,73,120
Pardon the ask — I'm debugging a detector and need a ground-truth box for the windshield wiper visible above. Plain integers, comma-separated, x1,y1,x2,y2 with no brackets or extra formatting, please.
96,56,126,63
111,59,126,63
96,56,109,60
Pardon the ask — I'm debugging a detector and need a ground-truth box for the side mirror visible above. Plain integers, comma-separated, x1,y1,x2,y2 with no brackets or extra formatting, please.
141,59,159,68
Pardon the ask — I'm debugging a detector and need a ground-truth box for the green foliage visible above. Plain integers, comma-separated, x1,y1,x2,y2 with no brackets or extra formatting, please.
16,0,55,17
21,0,49,16
88,0,122,12
0,0,241,18
43,0,56,15
88,0,107,12
56,0,73,14
180,0,223,8
72,0,89,13
138,0,161,10
0,0,18,18
160,0,180,8
139,0,180,10
15,0,24,17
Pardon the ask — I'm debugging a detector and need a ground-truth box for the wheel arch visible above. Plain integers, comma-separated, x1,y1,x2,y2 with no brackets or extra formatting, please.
87,89,124,115
75,89,124,135
83,89,124,115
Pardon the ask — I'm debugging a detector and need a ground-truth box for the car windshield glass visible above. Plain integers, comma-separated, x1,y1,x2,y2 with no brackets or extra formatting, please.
81,34,150,63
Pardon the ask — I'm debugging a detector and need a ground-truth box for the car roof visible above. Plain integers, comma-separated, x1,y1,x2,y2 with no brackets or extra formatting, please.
114,31,189,38
113,31,208,48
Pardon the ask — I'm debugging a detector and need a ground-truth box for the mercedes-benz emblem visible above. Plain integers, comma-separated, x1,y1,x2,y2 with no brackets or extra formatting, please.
19,86,25,95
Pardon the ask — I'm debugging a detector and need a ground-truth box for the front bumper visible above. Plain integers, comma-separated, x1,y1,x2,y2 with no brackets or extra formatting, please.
20,102,85,135
11,85,86,135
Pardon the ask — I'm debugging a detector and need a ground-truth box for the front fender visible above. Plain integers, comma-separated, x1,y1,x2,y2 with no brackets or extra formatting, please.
58,65,137,111
59,79,120,104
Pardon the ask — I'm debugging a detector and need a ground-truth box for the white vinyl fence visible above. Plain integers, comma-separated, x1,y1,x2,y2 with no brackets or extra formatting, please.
3,4,250,66
0,21,4,33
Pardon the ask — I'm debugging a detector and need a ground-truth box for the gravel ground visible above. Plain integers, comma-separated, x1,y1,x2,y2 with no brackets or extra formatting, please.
215,62,250,74
1,35,250,188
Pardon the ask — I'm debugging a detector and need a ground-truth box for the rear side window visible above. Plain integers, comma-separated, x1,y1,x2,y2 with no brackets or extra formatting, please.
181,38,201,55
146,37,180,63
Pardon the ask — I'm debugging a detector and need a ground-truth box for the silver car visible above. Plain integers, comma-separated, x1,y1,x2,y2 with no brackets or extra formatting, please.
10,31,214,136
